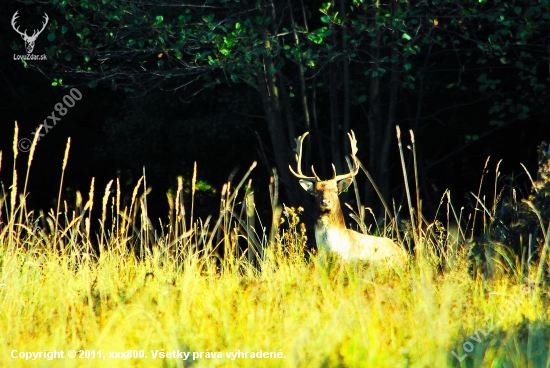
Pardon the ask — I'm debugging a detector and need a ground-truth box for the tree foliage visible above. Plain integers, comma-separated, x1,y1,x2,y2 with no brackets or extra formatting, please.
21,0,550,211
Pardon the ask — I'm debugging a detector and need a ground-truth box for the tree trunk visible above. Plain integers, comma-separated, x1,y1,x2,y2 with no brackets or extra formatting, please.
329,0,342,174
312,76,327,178
381,0,401,203
366,0,400,215
277,72,296,145
367,29,384,209
340,0,351,157
287,0,311,168
254,56,301,205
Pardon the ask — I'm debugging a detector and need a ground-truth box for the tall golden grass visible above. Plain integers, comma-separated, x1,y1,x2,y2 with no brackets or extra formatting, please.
0,124,549,367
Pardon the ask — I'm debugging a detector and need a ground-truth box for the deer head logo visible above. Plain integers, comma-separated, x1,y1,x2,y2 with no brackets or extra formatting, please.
11,11,49,54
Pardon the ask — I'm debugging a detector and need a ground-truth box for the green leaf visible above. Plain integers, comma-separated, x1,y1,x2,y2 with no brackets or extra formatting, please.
47,33,56,42
402,33,411,40
404,63,412,71
89,80,98,88
321,15,331,24
357,95,367,103
155,15,164,24
61,26,68,34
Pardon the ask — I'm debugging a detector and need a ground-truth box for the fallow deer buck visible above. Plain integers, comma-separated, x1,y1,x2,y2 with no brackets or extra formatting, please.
289,131,407,264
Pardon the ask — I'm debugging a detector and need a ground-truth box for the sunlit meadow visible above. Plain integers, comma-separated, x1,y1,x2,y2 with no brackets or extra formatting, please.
1,125,549,367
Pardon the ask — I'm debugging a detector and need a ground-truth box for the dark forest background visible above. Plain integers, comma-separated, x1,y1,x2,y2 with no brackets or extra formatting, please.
1,0,550,237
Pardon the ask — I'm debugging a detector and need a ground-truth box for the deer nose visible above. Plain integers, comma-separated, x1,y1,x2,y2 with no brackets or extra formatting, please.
321,199,330,207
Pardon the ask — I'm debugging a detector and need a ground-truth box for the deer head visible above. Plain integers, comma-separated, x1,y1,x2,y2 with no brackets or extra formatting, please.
289,131,359,222
12,11,49,54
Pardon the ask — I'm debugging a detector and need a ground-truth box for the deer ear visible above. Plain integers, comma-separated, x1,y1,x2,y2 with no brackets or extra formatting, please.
299,180,315,194
337,178,353,193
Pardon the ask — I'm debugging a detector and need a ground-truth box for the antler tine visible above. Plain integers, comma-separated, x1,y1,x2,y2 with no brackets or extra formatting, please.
330,164,337,180
29,13,48,38
39,13,49,33
311,165,322,181
348,130,358,157
289,132,317,182
292,132,308,176
333,131,360,182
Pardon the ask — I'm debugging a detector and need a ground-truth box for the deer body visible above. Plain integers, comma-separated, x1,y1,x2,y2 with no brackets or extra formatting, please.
316,223,404,262
290,131,407,264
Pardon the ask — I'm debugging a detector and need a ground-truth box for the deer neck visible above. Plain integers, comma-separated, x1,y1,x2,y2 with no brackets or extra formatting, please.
317,202,346,229
315,200,349,253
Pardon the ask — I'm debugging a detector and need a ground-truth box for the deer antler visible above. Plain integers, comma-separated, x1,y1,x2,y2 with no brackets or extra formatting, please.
11,11,27,38
290,130,359,182
332,130,360,181
289,132,320,182
31,13,49,39
11,12,48,40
